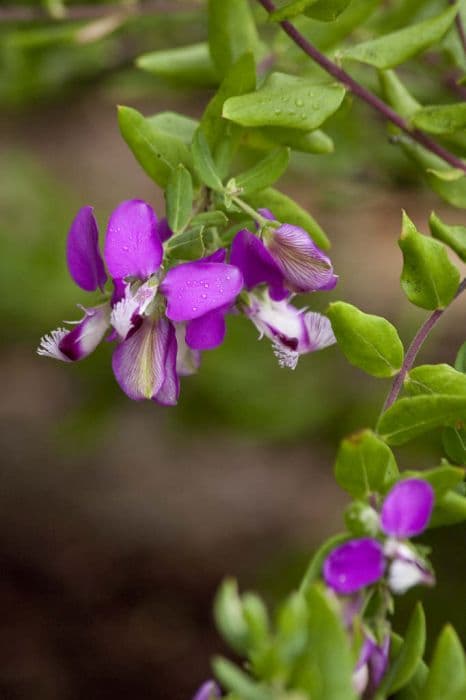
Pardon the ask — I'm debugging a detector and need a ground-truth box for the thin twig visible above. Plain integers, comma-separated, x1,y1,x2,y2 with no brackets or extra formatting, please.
382,278,466,413
0,1,199,22
256,0,466,173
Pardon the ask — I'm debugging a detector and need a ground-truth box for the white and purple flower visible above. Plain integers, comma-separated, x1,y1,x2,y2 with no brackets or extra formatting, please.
38,200,243,405
243,290,336,369
323,478,435,596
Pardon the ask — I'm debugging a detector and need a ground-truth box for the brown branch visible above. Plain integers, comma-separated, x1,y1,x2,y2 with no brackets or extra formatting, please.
0,1,199,22
257,0,466,174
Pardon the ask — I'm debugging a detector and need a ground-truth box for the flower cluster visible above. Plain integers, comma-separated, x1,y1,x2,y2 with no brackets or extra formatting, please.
322,478,435,696
38,199,337,403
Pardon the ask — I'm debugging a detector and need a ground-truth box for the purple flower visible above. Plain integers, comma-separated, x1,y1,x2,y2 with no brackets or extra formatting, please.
37,304,110,362
353,633,390,696
38,206,111,363
323,538,385,595
243,290,335,369
231,213,337,296
381,479,434,538
323,479,435,597
38,200,244,404
192,680,221,700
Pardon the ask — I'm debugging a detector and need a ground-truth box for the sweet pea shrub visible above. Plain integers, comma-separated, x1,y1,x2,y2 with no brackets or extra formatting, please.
30,0,466,697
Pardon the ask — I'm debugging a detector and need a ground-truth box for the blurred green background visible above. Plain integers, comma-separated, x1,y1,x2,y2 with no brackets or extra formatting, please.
0,2,465,698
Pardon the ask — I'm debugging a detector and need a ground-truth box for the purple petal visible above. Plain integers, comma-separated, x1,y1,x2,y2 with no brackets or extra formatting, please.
202,248,227,263
156,321,180,406
112,316,178,402
323,538,385,595
111,278,127,306
104,200,162,280
37,304,110,362
175,324,201,376
301,312,336,352
193,680,221,700
186,309,227,350
66,206,107,291
258,207,275,221
381,479,434,538
157,217,173,242
267,223,337,293
161,262,243,322
230,229,286,295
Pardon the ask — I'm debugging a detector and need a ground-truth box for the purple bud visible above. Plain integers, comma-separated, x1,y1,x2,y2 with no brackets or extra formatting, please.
192,680,221,700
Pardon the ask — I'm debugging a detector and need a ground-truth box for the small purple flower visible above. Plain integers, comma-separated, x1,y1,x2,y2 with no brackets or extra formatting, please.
381,479,434,538
38,200,244,405
323,538,385,595
353,633,390,695
231,212,337,296
192,680,221,700
266,223,338,293
38,304,110,362
243,290,335,369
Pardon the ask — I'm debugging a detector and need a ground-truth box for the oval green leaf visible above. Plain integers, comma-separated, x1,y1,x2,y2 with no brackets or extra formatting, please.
429,212,466,262
342,4,458,69
327,301,404,378
399,212,460,310
223,73,346,131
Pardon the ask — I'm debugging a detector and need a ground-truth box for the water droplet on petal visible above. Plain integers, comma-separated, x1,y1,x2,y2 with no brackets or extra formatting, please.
192,306,197,312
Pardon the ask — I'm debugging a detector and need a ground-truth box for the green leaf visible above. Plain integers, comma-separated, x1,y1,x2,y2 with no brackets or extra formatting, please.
395,659,429,700
165,165,193,235
305,0,353,22
399,140,466,209
164,227,205,261
422,625,466,700
327,302,404,378
223,73,346,131
429,212,466,262
334,429,398,498
399,212,460,310
299,533,350,594
443,426,466,466
234,148,290,195
342,4,458,69
379,69,420,120
246,126,334,155
244,187,330,249
214,579,249,654
201,52,256,151
377,395,466,445
405,364,466,398
136,42,218,87
303,585,357,700
192,128,224,191
213,657,269,700
455,341,466,373
412,102,466,135
208,0,261,78
430,490,466,528
241,593,270,650
146,112,198,145
270,0,320,22
190,211,228,228
118,106,193,188
377,604,426,696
